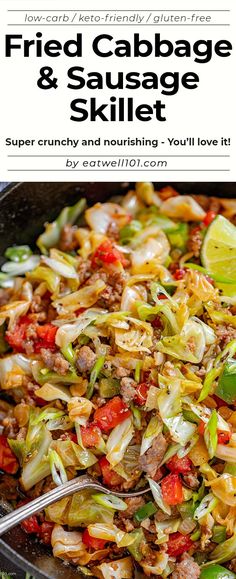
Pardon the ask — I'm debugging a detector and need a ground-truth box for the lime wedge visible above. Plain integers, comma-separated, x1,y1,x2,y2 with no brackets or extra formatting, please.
201,215,236,282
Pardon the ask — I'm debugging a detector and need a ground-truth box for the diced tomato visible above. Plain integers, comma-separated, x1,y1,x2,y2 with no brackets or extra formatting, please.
203,211,216,227
94,396,131,433
82,528,107,550
198,420,205,436
161,473,183,506
34,323,57,353
166,454,192,475
6,317,57,354
134,383,149,406
81,423,102,448
159,186,178,201
75,307,86,316
151,316,162,329
33,395,48,407
167,532,193,557
40,521,54,545
99,456,124,487
67,432,78,443
198,421,230,444
205,275,214,286
0,435,18,474
5,315,31,352
158,294,168,300
217,430,231,445
213,395,227,408
191,225,202,235
27,385,48,407
173,269,185,281
92,240,128,267
21,515,41,535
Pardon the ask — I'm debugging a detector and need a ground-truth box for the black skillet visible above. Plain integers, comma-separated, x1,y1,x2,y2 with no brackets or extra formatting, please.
0,181,235,578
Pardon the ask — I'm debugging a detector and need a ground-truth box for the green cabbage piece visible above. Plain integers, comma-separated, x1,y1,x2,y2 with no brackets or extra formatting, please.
37,198,86,254
164,415,197,447
28,265,60,294
52,439,97,469
46,490,114,526
157,319,205,363
119,220,143,244
9,414,52,491
31,360,81,385
127,529,146,562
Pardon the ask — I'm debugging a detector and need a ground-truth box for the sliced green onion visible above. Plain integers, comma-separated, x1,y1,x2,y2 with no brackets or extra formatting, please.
1,255,40,276
148,478,171,515
92,493,127,511
134,360,142,383
0,272,14,288
61,343,74,365
5,245,32,263
131,405,142,430
194,493,218,521
77,567,94,577
87,355,105,399
167,222,189,250
182,409,200,424
49,448,68,486
204,410,218,460
191,528,201,541
185,262,236,284
119,220,142,245
198,367,221,402
78,335,90,346
214,340,236,368
134,501,157,522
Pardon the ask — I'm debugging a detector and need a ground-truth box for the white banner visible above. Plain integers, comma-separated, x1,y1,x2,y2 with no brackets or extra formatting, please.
0,0,235,181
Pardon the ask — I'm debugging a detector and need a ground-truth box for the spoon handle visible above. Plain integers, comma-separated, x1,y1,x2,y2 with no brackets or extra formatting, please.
0,475,101,537
0,475,148,537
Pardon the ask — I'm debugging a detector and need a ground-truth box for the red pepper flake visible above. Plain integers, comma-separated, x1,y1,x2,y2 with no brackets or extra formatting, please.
203,211,216,227
173,269,185,281
134,383,149,406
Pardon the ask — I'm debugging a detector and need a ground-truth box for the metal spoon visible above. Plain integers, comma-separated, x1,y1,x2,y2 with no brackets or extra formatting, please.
0,474,148,537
